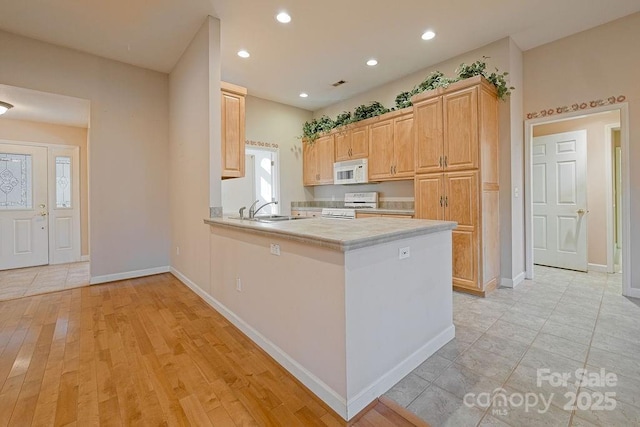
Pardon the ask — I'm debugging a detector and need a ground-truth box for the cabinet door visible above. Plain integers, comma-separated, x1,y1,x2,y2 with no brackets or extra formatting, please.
303,141,318,186
368,120,394,180
414,174,445,221
316,135,335,184
415,97,444,174
355,212,381,218
444,87,478,171
350,125,369,159
221,90,245,178
393,113,415,177
445,171,478,289
334,130,351,162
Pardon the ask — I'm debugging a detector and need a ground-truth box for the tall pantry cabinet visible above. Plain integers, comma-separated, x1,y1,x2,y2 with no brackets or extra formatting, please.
413,76,500,296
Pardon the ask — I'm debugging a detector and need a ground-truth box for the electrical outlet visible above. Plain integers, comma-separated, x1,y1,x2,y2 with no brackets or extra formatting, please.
399,247,410,259
236,277,242,291
270,243,281,256
176,246,180,255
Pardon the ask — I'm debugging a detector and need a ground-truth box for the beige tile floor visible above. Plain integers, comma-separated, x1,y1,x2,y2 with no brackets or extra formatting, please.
386,265,639,426
0,262,90,301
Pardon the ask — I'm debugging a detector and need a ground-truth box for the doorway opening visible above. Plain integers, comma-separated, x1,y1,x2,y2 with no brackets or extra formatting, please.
0,84,90,300
222,146,280,216
525,104,630,296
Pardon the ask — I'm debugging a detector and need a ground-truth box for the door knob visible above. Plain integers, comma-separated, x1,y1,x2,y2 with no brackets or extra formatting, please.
576,209,589,215
38,211,47,217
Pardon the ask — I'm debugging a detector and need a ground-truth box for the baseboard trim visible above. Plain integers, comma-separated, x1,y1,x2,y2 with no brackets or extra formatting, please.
79,255,90,262
345,324,455,419
588,263,608,273
169,267,348,419
501,272,526,288
624,287,640,299
90,266,170,285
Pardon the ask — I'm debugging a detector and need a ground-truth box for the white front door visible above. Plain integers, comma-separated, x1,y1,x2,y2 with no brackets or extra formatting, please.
48,146,81,264
532,130,588,271
0,143,49,270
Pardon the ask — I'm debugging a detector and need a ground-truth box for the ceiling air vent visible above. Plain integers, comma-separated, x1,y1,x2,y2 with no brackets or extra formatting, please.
332,80,347,87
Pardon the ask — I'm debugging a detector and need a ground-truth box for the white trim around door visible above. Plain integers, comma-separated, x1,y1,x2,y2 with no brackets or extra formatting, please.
524,104,631,297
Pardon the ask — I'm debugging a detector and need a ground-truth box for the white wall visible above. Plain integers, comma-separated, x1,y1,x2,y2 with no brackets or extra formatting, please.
0,30,170,278
524,12,640,289
169,16,220,293
244,96,313,214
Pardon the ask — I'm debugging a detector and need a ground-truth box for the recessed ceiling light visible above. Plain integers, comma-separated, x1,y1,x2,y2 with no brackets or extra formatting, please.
366,59,378,67
0,101,13,115
299,93,308,98
276,12,291,23
237,50,250,58
421,30,436,41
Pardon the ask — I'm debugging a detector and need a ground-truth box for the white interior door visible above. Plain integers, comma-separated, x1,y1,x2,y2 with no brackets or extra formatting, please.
0,143,49,270
532,130,588,271
48,146,81,264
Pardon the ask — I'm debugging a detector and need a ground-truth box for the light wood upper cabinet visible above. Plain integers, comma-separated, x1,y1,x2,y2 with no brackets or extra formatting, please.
221,82,247,179
393,113,415,177
368,120,394,180
414,83,479,173
415,97,444,173
303,135,334,186
335,125,368,161
368,110,414,181
444,86,479,171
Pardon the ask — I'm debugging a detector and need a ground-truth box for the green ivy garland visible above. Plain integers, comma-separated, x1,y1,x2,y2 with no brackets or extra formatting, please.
301,57,514,143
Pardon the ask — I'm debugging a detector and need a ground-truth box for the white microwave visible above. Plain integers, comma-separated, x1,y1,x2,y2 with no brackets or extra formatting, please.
333,159,368,185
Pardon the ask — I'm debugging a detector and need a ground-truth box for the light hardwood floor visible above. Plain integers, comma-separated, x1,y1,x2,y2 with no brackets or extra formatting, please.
0,273,425,426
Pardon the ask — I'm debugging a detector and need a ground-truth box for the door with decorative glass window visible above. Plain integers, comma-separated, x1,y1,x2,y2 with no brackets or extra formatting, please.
0,143,49,269
48,146,80,264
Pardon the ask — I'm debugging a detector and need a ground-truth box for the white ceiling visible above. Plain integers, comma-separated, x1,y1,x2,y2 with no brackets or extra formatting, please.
0,0,639,115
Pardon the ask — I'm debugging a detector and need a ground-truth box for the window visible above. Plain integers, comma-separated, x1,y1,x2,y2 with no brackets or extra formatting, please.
0,153,32,210
55,156,72,208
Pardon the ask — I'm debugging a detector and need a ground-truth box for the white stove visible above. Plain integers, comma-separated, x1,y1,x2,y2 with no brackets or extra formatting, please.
321,192,378,219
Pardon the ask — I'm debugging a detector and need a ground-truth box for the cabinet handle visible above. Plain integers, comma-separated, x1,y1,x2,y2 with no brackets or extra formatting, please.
439,196,443,207
439,156,443,168
445,196,448,207
444,156,448,167
393,165,396,174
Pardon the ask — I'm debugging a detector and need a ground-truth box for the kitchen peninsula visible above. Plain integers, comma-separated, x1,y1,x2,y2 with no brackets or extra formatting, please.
203,216,456,420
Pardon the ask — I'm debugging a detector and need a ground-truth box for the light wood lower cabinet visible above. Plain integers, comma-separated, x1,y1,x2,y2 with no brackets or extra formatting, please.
355,212,413,219
291,209,321,218
416,170,497,296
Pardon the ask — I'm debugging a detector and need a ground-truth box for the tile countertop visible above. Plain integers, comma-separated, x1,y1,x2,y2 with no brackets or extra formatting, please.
205,217,456,252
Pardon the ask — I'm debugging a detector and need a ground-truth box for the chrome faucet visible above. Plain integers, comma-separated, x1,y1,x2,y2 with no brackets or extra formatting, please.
250,200,278,218
247,200,260,218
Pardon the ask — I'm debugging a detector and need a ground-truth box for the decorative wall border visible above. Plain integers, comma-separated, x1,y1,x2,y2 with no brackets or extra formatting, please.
245,139,279,149
526,95,626,119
